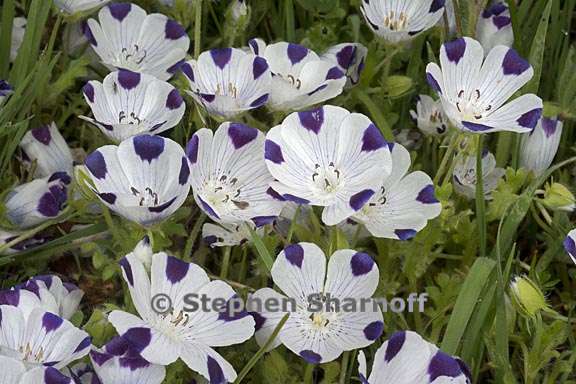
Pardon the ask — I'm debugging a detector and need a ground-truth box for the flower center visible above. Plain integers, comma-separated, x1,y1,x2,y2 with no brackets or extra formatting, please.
131,187,159,207
310,312,330,328
214,82,239,98
201,175,249,215
119,44,147,68
384,11,408,31
119,111,142,125
455,89,492,121
19,343,44,363
274,73,303,90
311,162,343,198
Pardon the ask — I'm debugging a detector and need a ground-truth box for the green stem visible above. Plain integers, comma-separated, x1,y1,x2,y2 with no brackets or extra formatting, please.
433,132,460,185
475,135,487,258
194,0,203,58
339,351,350,384
234,313,289,383
304,364,315,384
183,213,206,260
220,246,231,279
284,0,295,42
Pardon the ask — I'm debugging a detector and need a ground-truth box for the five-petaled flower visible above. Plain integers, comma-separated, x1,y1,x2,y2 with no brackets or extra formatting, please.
20,123,74,177
82,70,185,142
426,37,542,133
264,105,392,226
452,150,504,200
410,95,449,136
321,43,368,88
181,48,271,119
85,3,190,80
357,330,471,383
108,242,255,383
187,122,284,226
248,39,347,111
250,242,383,364
476,2,514,53
520,117,563,176
351,143,442,240
361,0,446,43
84,135,190,227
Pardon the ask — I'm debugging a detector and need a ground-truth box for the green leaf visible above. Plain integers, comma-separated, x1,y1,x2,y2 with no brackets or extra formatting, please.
248,226,275,274
524,0,553,94
441,257,496,354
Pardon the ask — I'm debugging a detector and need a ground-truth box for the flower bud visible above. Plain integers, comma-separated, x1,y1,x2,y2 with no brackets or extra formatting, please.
510,276,550,318
541,182,575,212
520,117,563,176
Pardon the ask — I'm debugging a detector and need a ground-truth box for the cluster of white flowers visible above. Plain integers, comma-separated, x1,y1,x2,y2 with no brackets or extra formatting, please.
2,0,572,382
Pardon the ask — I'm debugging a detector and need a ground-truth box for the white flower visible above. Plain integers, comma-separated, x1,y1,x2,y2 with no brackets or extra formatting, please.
231,0,248,21
108,244,255,383
82,70,186,142
0,305,90,370
520,117,563,176
563,229,576,265
9,17,26,62
321,43,368,88
351,143,441,240
85,3,190,80
20,122,74,177
4,173,71,229
202,222,264,248
357,330,471,383
264,105,392,226
248,39,346,111
250,242,383,363
89,336,166,384
0,357,73,384
0,80,13,107
410,95,449,136
426,37,542,133
187,122,284,225
0,275,83,321
360,0,446,43
54,0,111,14
452,151,504,200
84,135,190,227
181,48,271,119
476,2,514,53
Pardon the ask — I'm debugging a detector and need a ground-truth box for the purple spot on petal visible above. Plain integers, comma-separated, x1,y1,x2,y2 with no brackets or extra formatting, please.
166,89,183,110
165,256,189,284
200,93,216,102
307,84,328,96
462,121,493,132
148,196,177,213
167,60,184,75
165,19,186,40
207,356,225,384
83,83,95,103
108,3,131,21
181,63,194,80
186,135,199,164
326,66,344,80
429,0,445,12
211,48,233,69
416,185,439,204
90,350,113,366
385,331,406,362
133,135,165,162
251,312,266,331
37,186,67,218
42,312,63,333
502,49,530,75
105,336,129,356
249,39,260,55
351,252,374,276
117,70,141,90
264,140,284,164
119,356,150,371
284,244,304,268
99,192,117,205
517,108,542,129
563,235,576,262
74,336,92,353
44,367,73,384
426,73,442,94
267,187,285,201
31,125,52,145
444,38,466,64
83,23,97,46
363,321,383,340
179,157,190,185
119,257,134,286
336,46,355,69
287,44,308,65
198,196,220,219
252,216,276,227
253,56,268,80
300,350,321,364
250,94,268,107
493,15,511,29
228,123,258,149
298,107,324,134
123,327,152,353
362,124,386,151
429,351,462,381
541,118,558,138
395,229,417,240
283,194,309,204
350,189,375,211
